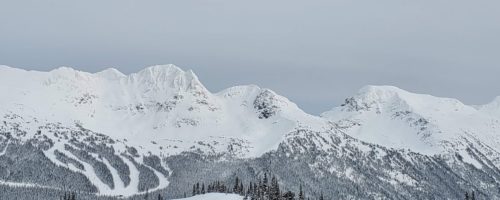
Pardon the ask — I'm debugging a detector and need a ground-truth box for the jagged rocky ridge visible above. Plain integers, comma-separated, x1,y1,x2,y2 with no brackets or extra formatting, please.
0,65,500,199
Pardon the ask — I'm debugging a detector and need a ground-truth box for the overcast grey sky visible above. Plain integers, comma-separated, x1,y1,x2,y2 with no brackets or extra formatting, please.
1,0,500,114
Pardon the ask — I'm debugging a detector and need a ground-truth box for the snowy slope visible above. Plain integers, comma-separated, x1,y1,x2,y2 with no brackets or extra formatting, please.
2,65,500,199
479,96,500,117
0,64,328,196
321,85,500,167
172,193,243,200
0,64,325,158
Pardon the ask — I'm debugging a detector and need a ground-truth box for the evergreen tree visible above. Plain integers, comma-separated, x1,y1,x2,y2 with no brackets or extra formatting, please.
253,182,259,200
261,174,269,198
319,192,324,200
247,182,253,197
263,173,268,191
202,183,206,194
298,185,305,200
471,191,476,200
283,191,295,200
196,182,200,195
144,189,149,200
258,179,263,199
465,192,470,200
234,177,240,193
269,176,280,200
240,181,244,195
192,184,196,196
157,194,162,200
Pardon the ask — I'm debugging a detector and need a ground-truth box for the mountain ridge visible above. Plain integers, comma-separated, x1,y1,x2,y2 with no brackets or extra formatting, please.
1,64,499,158
0,64,323,158
1,64,500,199
2,65,498,112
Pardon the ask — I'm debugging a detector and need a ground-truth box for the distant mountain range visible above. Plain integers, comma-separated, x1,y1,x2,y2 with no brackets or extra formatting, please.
1,64,499,199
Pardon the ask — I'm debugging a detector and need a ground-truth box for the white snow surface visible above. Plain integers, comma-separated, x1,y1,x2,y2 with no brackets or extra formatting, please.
172,193,243,200
322,85,500,158
2,65,499,159
479,96,500,117
0,64,326,158
1,65,500,195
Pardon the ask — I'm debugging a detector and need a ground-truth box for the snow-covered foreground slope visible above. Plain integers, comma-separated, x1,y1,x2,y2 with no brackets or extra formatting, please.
1,65,500,199
173,193,243,200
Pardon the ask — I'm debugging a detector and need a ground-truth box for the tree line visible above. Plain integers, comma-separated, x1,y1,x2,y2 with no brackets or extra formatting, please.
464,191,476,200
189,173,325,200
56,175,478,200
60,191,76,200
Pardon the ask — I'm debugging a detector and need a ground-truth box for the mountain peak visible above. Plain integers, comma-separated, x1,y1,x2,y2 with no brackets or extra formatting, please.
356,85,412,103
342,85,469,113
47,66,97,83
358,85,409,96
479,96,500,116
50,66,82,74
128,64,209,95
139,64,183,74
489,96,500,105
338,85,414,112
96,68,125,80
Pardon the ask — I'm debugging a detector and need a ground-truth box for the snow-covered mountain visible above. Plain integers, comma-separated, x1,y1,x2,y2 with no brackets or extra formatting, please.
1,65,500,199
0,64,326,197
0,64,324,158
479,96,500,117
321,85,500,167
